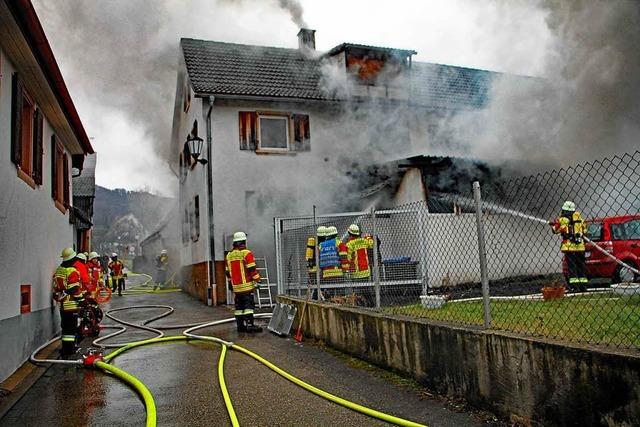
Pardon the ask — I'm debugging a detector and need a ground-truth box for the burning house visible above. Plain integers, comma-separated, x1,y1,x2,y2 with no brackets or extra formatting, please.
170,29,497,304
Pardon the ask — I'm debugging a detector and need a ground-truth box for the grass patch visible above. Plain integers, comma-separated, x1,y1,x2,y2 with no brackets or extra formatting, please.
388,293,640,348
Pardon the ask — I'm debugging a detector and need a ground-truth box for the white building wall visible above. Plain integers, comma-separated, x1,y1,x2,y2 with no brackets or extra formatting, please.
0,50,75,381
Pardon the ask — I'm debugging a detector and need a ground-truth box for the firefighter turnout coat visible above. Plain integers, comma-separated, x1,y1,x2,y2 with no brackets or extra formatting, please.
318,238,349,279
225,247,261,294
346,235,375,279
52,266,85,312
551,212,587,252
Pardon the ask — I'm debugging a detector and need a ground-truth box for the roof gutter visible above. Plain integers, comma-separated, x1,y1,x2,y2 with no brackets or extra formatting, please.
5,0,94,154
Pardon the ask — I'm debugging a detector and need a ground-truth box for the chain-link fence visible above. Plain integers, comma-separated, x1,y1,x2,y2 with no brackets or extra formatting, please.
275,151,640,350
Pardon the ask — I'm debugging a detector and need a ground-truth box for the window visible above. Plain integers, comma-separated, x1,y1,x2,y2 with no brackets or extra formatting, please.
20,284,31,314
190,195,200,242
259,115,289,150
624,220,640,240
239,111,310,152
51,135,69,213
182,207,189,244
11,73,43,188
586,222,603,241
611,223,626,241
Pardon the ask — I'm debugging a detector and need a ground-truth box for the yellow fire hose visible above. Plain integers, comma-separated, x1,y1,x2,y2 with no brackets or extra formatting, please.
33,305,426,427
218,345,240,427
94,360,157,427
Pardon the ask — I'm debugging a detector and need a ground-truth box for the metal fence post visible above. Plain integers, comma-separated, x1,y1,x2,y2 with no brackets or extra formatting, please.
274,217,282,295
313,206,322,301
371,207,381,309
473,181,492,329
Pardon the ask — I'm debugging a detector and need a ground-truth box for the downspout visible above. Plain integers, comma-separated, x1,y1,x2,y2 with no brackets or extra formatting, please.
206,96,217,303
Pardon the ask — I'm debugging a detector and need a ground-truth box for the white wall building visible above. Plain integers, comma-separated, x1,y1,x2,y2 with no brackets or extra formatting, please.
0,0,93,382
169,30,495,304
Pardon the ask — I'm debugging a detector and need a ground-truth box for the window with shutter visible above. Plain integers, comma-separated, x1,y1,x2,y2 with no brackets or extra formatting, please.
32,109,44,185
11,73,23,167
238,111,258,150
63,153,70,206
292,114,311,151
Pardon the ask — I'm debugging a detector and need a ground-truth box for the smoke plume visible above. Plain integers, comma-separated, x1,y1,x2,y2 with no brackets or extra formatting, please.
443,0,640,171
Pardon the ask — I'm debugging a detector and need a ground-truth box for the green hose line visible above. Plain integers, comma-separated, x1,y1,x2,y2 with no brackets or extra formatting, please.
103,336,189,363
95,360,157,427
218,345,240,427
231,344,427,427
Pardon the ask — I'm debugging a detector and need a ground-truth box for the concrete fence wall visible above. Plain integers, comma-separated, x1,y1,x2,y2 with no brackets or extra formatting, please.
280,296,640,426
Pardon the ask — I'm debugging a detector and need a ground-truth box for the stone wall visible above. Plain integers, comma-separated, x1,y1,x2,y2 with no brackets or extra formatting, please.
280,296,640,426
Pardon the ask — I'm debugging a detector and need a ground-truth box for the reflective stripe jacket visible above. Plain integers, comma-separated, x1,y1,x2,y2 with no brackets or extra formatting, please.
225,247,261,294
346,235,374,279
73,260,90,290
108,260,124,279
306,236,317,273
87,262,101,293
318,238,349,279
53,266,84,312
551,212,586,252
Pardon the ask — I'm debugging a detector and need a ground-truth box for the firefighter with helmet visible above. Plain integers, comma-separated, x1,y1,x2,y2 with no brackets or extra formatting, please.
225,232,263,333
52,248,85,355
318,225,349,282
154,249,169,290
345,224,374,281
550,201,588,291
108,253,125,296
306,226,328,299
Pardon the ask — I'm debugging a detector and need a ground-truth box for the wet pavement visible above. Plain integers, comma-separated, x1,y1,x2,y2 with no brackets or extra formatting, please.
1,277,496,426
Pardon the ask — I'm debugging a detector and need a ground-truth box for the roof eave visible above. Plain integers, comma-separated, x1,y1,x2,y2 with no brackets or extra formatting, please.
6,0,94,154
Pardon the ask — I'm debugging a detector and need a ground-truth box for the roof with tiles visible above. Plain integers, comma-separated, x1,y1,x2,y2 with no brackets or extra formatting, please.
181,38,494,109
72,153,96,197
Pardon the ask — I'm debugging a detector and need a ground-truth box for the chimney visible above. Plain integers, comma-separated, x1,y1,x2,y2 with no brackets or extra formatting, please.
297,28,316,51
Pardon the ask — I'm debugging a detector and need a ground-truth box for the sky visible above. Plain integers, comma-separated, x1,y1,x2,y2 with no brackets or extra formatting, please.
32,0,552,196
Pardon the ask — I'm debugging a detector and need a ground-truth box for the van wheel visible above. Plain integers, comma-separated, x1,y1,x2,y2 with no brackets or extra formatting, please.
615,261,639,283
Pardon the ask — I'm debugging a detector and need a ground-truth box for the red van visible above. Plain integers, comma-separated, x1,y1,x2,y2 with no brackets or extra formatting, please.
562,215,640,283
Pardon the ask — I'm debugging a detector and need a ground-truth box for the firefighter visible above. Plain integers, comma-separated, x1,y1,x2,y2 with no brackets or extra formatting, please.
550,201,588,291
73,252,90,292
52,248,85,355
345,224,375,281
225,232,262,333
108,253,125,296
154,249,169,290
318,226,349,282
87,252,102,298
306,226,327,299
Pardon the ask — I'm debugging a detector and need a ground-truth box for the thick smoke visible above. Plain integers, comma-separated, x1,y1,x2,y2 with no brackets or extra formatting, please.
277,0,307,28
443,0,640,171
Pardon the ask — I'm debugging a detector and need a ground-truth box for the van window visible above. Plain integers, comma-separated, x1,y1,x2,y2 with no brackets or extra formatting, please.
586,222,603,241
610,223,626,241
625,220,640,240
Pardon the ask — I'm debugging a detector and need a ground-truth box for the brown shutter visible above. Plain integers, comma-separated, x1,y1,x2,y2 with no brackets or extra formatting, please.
239,111,258,151
11,73,24,166
292,114,311,151
51,136,58,199
63,153,69,206
32,109,44,185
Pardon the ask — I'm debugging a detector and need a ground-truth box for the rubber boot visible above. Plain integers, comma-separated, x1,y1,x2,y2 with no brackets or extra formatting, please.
236,316,247,333
245,314,263,333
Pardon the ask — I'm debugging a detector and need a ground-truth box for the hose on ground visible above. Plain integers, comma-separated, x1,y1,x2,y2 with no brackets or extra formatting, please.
32,306,427,427
95,360,157,427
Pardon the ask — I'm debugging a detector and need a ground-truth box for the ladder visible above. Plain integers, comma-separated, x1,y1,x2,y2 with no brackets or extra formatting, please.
254,257,274,308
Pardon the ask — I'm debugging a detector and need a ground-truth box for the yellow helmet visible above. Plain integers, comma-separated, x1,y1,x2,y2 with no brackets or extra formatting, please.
60,247,76,262
88,251,99,260
76,253,87,261
327,226,338,236
348,224,360,235
316,226,327,237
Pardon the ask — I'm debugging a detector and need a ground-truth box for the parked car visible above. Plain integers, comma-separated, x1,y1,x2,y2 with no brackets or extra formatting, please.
562,215,640,283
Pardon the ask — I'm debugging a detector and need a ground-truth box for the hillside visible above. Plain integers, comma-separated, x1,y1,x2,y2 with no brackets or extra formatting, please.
92,186,174,254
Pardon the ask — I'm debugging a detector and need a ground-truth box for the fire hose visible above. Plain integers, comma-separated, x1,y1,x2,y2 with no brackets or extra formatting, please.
30,306,427,427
